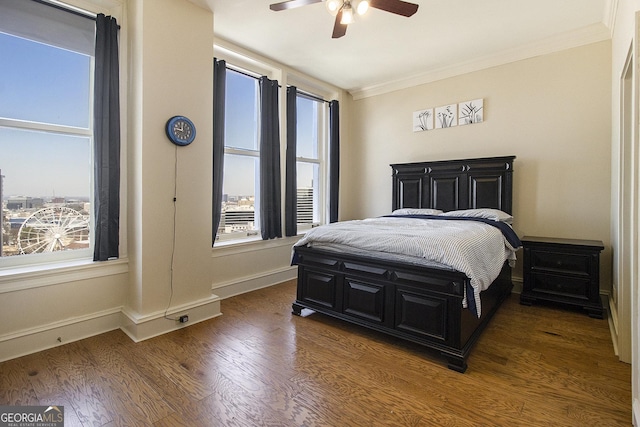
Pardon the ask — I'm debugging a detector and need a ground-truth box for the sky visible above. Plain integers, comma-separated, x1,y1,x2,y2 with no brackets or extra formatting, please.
0,32,321,201
0,31,92,199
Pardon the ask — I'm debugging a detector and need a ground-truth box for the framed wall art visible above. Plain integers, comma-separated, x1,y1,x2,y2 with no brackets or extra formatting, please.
458,99,484,125
435,104,457,129
413,108,434,132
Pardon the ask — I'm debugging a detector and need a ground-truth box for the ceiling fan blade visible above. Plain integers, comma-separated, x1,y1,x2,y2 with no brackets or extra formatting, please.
270,0,322,11
369,0,419,17
332,9,348,38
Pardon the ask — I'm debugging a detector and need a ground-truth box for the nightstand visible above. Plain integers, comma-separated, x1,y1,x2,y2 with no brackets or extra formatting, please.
520,236,604,318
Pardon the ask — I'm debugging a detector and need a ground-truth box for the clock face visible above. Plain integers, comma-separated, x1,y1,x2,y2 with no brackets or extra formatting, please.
166,116,196,146
173,120,192,140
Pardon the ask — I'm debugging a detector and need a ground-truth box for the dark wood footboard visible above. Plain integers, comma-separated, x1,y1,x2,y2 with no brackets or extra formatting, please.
292,245,513,372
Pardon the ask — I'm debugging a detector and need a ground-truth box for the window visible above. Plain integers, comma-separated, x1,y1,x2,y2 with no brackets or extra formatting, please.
218,68,261,241
296,93,327,230
0,1,95,265
213,53,333,243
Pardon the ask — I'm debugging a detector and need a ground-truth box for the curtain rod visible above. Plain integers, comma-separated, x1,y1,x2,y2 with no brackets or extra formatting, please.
296,90,330,105
225,64,262,81
32,0,97,21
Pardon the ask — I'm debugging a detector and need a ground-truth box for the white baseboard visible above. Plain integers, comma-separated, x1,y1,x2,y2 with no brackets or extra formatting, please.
608,296,620,357
0,308,123,363
121,294,222,342
633,398,639,426
212,265,297,300
0,295,223,362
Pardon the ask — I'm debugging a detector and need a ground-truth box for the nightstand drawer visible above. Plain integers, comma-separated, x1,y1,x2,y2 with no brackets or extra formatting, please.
529,272,590,300
530,250,590,275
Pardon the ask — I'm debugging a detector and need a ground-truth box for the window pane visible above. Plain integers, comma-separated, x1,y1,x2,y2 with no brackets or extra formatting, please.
296,96,319,159
0,32,92,128
224,70,258,151
297,161,319,224
1,127,91,257
220,154,259,237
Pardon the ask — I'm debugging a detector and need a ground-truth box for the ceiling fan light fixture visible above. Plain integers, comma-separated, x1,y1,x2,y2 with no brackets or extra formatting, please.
325,0,342,14
269,0,419,38
356,0,369,15
340,2,354,24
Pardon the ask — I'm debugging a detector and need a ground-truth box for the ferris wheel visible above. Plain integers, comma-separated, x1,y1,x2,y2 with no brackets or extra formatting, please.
18,206,90,254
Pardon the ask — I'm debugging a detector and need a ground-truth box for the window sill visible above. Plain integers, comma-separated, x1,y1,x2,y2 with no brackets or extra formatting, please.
212,235,302,258
214,234,263,247
0,257,129,294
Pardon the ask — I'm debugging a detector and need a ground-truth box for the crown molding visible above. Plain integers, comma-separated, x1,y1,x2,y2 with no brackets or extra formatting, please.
603,0,619,38
350,23,612,101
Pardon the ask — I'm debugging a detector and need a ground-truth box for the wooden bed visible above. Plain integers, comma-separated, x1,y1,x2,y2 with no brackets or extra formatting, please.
292,155,516,372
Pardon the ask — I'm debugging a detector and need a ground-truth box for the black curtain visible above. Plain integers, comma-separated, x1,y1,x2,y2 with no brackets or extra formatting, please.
259,76,282,240
93,14,120,261
212,59,226,246
329,100,340,223
285,86,297,236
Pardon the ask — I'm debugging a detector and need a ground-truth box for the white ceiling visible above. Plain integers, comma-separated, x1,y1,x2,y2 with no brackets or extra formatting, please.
190,0,613,98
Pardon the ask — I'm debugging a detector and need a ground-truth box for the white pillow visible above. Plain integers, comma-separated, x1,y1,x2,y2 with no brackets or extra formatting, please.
391,208,443,216
441,208,513,224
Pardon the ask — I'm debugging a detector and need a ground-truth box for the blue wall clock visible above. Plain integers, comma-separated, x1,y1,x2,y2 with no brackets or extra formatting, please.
166,116,196,146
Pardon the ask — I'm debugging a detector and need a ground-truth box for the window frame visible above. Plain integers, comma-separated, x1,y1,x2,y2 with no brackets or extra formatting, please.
0,11,96,268
295,91,329,232
0,0,127,276
217,65,263,243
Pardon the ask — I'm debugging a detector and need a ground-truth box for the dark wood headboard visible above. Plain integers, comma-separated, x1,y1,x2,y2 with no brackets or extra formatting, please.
391,156,515,214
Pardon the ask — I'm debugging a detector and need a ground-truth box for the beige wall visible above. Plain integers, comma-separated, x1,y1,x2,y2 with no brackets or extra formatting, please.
344,41,612,285
127,0,214,316
610,0,640,419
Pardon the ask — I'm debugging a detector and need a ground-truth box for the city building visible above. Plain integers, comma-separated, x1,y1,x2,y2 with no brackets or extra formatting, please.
6,196,44,210
297,187,314,224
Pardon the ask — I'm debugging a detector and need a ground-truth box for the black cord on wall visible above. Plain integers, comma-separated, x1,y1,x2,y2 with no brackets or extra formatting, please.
164,143,179,321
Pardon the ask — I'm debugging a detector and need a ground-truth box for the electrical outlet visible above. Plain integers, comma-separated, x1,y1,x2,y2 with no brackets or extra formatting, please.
178,314,189,323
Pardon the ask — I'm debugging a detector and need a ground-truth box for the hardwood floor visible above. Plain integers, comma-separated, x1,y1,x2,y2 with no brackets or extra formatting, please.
0,280,631,426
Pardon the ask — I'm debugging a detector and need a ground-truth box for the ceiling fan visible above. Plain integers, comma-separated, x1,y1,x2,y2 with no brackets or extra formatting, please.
269,0,419,39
